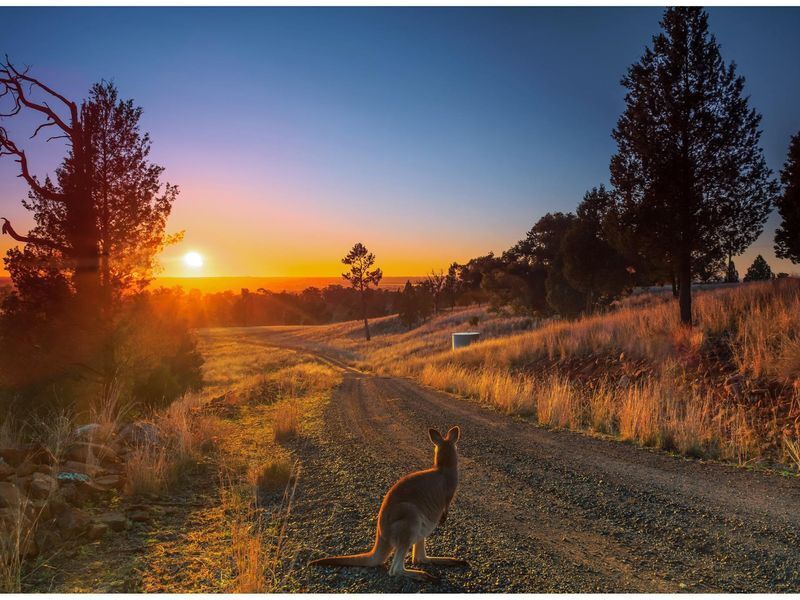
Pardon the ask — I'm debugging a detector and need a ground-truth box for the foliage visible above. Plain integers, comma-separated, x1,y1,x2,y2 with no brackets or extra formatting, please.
0,73,189,416
609,7,777,325
743,255,774,282
725,260,740,284
341,243,383,341
775,132,800,263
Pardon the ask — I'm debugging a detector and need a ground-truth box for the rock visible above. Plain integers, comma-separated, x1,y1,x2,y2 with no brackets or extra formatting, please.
16,461,38,477
60,460,104,478
56,506,90,538
65,442,119,466
118,422,160,447
57,483,80,507
0,459,14,480
73,479,113,504
73,423,101,441
87,521,110,541
0,447,28,467
0,481,23,508
35,463,55,475
24,498,52,521
19,532,38,558
34,524,62,554
96,511,128,532
94,474,124,490
47,490,71,515
127,509,152,523
0,507,23,526
28,472,58,499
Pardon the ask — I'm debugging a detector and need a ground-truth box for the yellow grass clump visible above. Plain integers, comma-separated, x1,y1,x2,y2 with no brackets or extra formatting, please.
272,403,300,443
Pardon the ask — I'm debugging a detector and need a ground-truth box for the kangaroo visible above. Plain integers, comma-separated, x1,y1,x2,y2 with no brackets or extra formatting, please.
309,426,467,581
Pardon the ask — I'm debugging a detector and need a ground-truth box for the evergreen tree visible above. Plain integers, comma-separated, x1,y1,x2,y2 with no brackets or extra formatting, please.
775,132,800,263
397,281,419,330
342,242,382,341
0,68,186,396
561,186,631,311
724,260,740,283
743,255,774,281
610,7,776,326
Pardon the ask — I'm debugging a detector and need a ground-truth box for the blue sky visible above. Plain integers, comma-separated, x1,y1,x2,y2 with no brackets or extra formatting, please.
1,7,799,276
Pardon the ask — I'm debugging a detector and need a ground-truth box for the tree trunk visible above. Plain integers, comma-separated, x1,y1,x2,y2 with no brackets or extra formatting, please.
361,292,371,341
671,269,679,298
678,252,692,326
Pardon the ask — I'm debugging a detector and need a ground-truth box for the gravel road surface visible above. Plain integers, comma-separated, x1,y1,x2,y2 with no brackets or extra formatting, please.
277,350,800,592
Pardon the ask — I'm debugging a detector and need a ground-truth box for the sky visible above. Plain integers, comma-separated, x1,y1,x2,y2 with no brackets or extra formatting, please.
1,7,799,278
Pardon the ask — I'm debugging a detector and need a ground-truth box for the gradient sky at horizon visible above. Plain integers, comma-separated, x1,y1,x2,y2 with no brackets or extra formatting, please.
1,7,799,278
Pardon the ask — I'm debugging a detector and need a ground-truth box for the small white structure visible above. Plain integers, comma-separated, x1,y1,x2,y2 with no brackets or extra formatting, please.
451,331,480,350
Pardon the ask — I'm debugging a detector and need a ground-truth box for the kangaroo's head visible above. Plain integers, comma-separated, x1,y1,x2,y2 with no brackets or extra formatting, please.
429,426,460,470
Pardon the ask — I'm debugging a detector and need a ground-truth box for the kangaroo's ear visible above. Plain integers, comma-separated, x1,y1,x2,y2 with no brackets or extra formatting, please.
429,428,444,446
445,426,461,443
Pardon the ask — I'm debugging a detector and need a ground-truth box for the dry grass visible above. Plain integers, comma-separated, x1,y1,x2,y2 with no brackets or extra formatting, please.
0,414,23,449
125,393,221,496
272,403,300,443
125,441,169,496
88,381,131,445
272,279,800,469
226,461,300,592
0,502,28,593
249,459,293,496
784,436,800,472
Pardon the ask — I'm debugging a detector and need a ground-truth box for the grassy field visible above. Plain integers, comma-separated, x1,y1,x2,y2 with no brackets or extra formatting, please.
262,279,800,471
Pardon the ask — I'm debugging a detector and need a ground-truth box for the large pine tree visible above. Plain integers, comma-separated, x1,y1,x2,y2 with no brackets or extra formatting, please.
775,132,800,264
610,7,776,325
0,68,181,391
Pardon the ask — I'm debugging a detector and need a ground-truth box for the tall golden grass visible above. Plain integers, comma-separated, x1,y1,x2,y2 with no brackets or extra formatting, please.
125,394,225,496
225,460,300,593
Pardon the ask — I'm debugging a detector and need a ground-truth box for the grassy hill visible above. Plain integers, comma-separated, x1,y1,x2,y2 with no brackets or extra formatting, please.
265,279,800,470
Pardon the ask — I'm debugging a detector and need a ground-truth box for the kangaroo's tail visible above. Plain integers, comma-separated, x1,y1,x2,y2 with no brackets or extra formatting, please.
309,534,390,568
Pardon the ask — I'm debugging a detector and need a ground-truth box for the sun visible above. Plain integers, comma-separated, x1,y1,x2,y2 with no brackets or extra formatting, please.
184,251,204,269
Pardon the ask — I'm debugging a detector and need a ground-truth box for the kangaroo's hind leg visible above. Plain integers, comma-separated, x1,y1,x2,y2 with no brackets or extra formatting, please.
387,518,438,582
388,540,438,582
412,539,469,567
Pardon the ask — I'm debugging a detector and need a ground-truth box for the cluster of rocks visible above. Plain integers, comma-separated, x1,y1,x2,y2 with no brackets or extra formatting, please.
0,421,159,559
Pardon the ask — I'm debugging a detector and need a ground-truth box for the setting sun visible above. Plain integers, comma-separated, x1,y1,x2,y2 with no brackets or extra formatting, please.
184,251,204,268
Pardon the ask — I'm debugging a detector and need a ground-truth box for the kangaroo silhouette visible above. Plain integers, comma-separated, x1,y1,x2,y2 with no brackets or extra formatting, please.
309,426,467,581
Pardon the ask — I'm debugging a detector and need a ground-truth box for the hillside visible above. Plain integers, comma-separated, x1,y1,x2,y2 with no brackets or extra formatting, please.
259,279,800,470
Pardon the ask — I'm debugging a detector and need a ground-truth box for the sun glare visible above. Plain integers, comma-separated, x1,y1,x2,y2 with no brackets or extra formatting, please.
184,251,204,269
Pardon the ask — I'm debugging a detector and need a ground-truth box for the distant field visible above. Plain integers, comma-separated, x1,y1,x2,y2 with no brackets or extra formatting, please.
151,275,425,293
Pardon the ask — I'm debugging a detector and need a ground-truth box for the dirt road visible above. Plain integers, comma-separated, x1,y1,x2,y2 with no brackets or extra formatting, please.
272,341,800,592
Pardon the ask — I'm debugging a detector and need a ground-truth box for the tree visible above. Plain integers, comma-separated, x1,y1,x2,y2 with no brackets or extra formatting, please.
0,63,191,411
397,281,420,330
724,260,739,284
342,242,382,341
561,186,631,311
775,132,800,263
501,212,575,315
1,59,99,310
442,262,463,310
743,255,773,282
610,7,776,326
426,269,446,314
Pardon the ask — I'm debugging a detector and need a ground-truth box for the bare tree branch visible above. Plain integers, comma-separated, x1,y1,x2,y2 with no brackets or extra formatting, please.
0,126,68,202
1,217,69,252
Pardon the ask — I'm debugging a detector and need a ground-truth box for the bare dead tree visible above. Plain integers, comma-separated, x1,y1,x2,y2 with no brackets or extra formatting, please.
426,269,446,314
